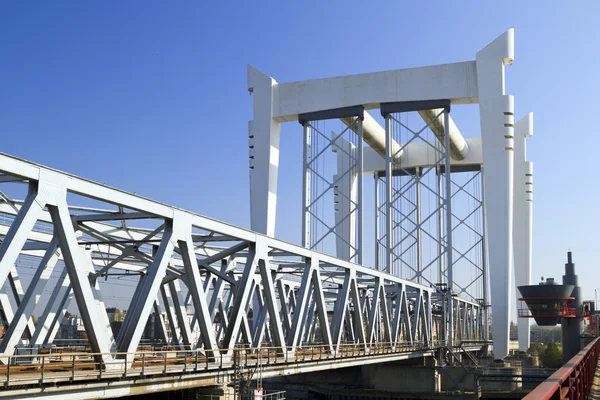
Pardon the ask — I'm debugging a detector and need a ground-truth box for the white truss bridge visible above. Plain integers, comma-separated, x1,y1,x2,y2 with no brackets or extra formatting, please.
0,151,483,399
0,28,534,399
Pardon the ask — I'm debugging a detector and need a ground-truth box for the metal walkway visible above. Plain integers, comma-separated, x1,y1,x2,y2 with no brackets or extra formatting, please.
0,343,457,399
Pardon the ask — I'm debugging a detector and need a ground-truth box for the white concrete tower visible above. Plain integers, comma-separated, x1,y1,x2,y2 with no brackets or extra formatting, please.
476,29,515,359
248,66,281,236
514,113,534,352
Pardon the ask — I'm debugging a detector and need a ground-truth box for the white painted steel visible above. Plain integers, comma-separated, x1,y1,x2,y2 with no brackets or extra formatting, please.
417,109,469,160
0,152,480,370
476,29,515,359
513,113,534,352
248,66,280,237
340,112,404,163
360,138,482,173
248,28,525,359
271,61,479,121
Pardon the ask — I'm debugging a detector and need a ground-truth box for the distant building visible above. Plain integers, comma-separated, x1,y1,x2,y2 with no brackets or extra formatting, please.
106,307,126,322
56,314,87,346
106,307,127,337
510,321,518,341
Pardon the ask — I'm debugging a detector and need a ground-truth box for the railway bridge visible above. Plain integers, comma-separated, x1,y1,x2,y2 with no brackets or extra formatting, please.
0,28,539,399
0,152,484,399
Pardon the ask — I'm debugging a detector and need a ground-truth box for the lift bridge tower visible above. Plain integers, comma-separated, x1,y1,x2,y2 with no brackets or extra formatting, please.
248,29,534,359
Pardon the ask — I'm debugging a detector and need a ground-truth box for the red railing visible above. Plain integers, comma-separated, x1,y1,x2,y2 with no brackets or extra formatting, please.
523,337,600,399
518,306,577,318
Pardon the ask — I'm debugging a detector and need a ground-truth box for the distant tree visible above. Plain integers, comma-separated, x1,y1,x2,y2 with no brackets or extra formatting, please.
541,342,563,368
114,309,126,322
527,342,547,356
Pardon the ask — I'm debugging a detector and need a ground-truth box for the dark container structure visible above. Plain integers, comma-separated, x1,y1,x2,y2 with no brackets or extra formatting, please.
518,252,584,364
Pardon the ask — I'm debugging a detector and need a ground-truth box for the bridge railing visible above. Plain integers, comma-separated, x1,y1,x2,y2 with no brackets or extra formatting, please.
0,341,444,388
523,337,600,400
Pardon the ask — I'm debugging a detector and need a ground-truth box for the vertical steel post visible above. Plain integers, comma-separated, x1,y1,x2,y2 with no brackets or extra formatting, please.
384,114,393,275
437,170,444,285
480,167,490,342
302,123,311,249
40,355,45,384
141,352,145,377
6,357,10,387
416,167,422,284
374,174,379,270
444,108,454,347
357,118,364,264
441,296,447,347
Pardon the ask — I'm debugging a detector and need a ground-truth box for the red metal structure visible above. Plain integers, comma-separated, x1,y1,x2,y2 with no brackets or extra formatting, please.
524,337,600,399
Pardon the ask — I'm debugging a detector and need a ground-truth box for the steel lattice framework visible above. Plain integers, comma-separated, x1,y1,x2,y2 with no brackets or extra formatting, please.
248,29,536,358
0,153,482,371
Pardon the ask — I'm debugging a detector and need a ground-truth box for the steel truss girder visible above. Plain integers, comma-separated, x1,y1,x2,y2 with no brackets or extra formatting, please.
0,153,482,368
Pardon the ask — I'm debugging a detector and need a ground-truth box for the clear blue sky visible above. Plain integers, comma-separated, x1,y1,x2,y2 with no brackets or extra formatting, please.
1,2,600,310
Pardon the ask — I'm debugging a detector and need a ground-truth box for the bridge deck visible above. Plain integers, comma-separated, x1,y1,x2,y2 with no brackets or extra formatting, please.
0,344,483,400
589,357,600,399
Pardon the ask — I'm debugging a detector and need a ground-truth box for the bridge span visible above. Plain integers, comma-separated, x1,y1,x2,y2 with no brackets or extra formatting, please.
0,152,484,398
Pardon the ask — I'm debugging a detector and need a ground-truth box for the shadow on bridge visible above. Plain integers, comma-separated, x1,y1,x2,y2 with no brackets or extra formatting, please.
589,358,600,399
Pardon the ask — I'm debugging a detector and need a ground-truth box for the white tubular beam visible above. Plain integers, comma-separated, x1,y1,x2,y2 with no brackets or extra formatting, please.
340,112,403,163
476,28,515,360
513,113,533,352
417,109,469,160
362,138,482,174
248,65,281,237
